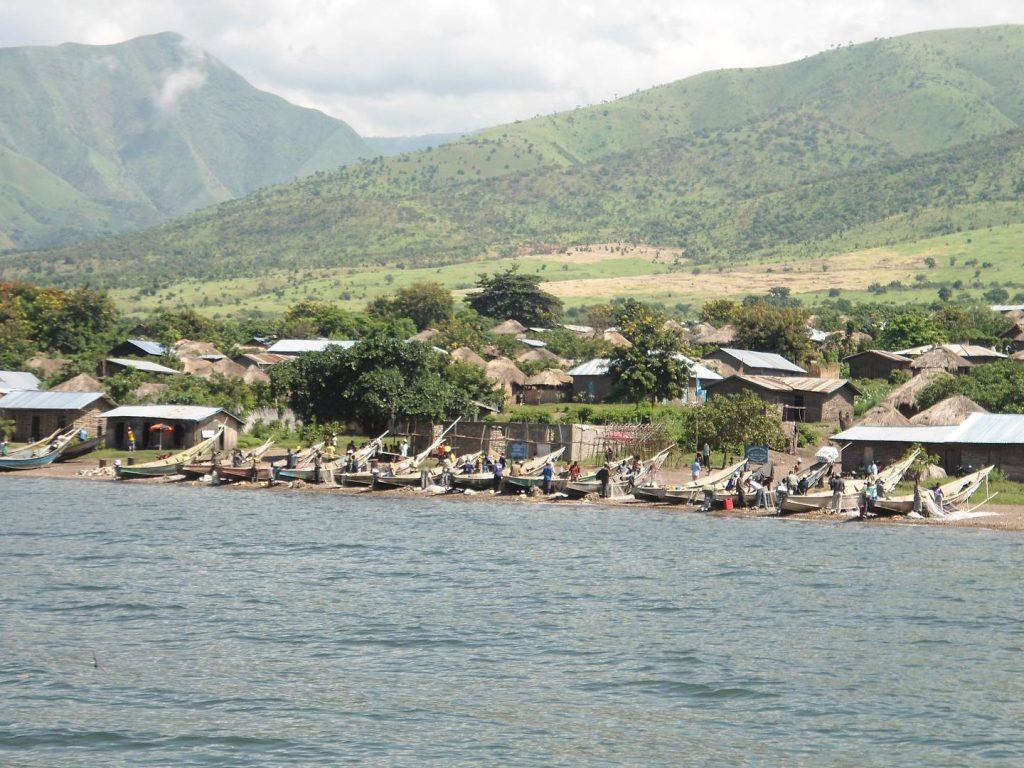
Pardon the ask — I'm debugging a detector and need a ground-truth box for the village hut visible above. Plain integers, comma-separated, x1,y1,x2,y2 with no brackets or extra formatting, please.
181,358,249,379
0,390,116,442
131,382,170,401
451,347,488,369
688,323,737,346
662,319,685,334
490,319,528,336
1000,320,1024,352
909,347,973,374
602,329,632,348
843,349,912,380
25,355,70,379
173,339,226,361
51,372,104,392
408,328,438,343
233,352,289,372
856,402,912,427
484,357,528,404
521,368,573,405
909,395,988,426
100,405,242,451
882,369,952,416
516,347,569,367
0,371,41,395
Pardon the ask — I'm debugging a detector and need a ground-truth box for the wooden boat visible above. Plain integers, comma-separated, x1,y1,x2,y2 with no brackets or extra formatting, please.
563,446,674,499
0,428,78,471
213,464,274,484
779,451,919,514
505,471,597,494
457,447,567,492
182,439,276,479
332,433,390,486
661,458,750,505
367,420,462,490
57,435,102,461
116,426,225,479
871,465,995,515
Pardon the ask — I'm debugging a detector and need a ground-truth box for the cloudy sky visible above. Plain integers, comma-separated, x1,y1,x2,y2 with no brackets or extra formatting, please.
2,1,1022,136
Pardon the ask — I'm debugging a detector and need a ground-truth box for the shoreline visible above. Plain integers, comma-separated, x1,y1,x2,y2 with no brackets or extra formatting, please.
10,459,1024,534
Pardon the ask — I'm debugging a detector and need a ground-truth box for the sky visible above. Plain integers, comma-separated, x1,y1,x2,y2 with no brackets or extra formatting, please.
2,1,1022,137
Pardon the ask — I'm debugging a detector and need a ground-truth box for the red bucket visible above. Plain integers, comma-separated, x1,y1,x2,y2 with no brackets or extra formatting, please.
723,497,734,510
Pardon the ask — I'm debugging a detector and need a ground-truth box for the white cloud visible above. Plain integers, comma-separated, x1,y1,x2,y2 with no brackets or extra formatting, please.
153,37,208,110
1,0,1023,134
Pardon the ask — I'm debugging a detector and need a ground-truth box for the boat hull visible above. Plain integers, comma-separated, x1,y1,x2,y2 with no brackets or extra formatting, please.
116,463,184,479
0,452,62,471
215,466,273,484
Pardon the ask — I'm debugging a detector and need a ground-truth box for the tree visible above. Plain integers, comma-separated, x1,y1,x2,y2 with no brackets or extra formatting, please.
699,390,787,464
608,300,690,404
465,265,562,326
270,329,487,434
918,360,1024,413
283,300,378,339
732,302,811,363
367,280,454,331
877,310,944,350
699,298,738,325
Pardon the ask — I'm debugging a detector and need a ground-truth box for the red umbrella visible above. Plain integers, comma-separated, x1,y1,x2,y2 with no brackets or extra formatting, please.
149,422,174,449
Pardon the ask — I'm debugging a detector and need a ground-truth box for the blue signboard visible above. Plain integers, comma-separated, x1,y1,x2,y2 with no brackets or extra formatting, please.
509,442,528,460
744,445,770,464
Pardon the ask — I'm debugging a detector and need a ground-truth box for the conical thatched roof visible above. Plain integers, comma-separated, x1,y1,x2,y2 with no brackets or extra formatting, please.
182,358,249,379
490,319,528,335
689,323,736,345
174,339,225,359
910,395,988,426
451,346,487,369
883,369,952,412
662,319,685,333
516,347,568,366
408,328,438,342
603,329,632,348
485,357,527,388
910,346,973,372
857,402,913,427
51,372,103,392
524,368,573,387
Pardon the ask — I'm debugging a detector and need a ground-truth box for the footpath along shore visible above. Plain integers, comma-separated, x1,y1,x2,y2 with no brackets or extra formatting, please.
13,458,1024,534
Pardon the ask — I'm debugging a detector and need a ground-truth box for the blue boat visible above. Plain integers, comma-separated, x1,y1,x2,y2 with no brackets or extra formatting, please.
0,428,77,471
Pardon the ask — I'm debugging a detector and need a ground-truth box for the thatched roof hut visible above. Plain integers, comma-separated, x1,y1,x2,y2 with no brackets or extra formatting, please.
857,402,912,427
51,372,103,392
173,339,225,360
688,323,737,345
524,368,573,387
490,319,528,335
516,347,568,366
910,347,973,373
407,328,439,343
451,346,487,369
883,369,952,415
182,358,250,379
485,357,527,402
603,329,632,348
909,395,988,426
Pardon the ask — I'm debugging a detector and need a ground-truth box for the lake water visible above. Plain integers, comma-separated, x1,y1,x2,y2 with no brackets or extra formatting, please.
2,477,1022,766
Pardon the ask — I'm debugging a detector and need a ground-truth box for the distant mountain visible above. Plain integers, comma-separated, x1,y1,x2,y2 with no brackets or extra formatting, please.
0,32,373,250
7,25,1024,289
366,133,466,156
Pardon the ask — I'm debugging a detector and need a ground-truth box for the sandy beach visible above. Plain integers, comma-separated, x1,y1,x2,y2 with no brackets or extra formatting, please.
16,458,1024,534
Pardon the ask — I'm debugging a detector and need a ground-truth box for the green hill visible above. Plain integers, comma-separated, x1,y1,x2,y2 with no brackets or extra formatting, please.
0,32,373,250
6,25,1024,289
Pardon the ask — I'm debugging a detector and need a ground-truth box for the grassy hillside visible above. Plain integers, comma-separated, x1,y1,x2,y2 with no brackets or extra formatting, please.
6,25,1024,294
0,32,373,249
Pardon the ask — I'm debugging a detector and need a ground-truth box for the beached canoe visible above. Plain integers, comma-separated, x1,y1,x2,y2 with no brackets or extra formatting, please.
871,465,995,515
0,428,78,471
116,426,224,479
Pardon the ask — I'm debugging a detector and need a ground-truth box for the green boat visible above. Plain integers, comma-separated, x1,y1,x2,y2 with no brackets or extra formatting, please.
116,426,225,480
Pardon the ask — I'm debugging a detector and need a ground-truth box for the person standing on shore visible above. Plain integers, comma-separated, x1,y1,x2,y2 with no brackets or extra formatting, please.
596,463,611,498
702,442,711,470
542,460,554,494
127,426,136,452
829,474,846,512
691,455,702,482
492,458,504,492
1,440,8,456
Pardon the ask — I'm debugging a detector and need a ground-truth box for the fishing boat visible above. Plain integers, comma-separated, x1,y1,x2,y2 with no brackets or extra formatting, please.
459,447,567,492
57,435,103,461
661,458,750,505
0,427,78,471
207,440,277,484
370,419,462,490
333,433,397,486
871,465,995,516
779,450,919,514
182,438,276,479
563,446,674,499
116,426,225,479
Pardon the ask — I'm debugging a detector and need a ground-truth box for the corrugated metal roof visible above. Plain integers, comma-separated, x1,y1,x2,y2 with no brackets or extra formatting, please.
126,339,168,356
0,390,108,410
562,324,594,334
100,405,235,421
519,338,548,348
833,413,1024,445
832,424,956,443
107,358,182,375
266,339,358,354
0,371,41,391
718,348,806,373
943,343,1006,359
707,374,857,394
843,349,911,363
568,358,611,377
566,356,722,381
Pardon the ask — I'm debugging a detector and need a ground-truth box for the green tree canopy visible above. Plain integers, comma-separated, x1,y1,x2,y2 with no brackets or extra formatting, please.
698,390,788,463
877,310,945,350
270,330,496,434
465,265,563,326
608,300,690,404
699,298,738,325
917,360,1024,413
732,301,811,364
367,280,454,331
